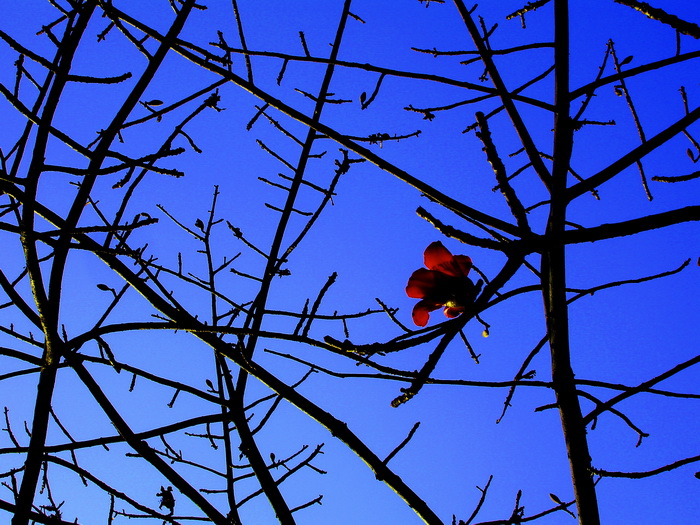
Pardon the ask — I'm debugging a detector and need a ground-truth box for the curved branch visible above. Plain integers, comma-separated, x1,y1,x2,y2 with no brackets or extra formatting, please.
583,353,700,425
571,50,700,100
592,453,700,478
567,106,700,199
563,207,700,243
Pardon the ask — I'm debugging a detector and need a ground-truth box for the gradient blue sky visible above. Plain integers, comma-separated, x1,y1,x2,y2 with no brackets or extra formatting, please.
0,1,699,523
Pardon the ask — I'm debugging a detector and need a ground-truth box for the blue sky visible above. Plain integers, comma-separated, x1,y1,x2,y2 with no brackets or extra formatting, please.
0,1,699,523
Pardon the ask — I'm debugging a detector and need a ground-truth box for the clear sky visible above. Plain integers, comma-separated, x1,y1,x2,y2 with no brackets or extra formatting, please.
0,1,698,524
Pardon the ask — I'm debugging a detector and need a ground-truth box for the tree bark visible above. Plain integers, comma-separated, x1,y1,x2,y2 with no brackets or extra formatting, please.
546,1,601,523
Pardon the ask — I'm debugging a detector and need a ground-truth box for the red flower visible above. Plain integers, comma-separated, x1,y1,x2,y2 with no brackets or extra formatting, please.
406,241,476,327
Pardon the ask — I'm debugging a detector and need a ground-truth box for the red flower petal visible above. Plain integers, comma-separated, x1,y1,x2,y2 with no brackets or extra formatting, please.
412,300,441,327
408,242,475,326
424,242,472,278
434,254,472,278
406,268,441,298
423,241,454,271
